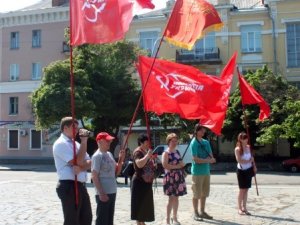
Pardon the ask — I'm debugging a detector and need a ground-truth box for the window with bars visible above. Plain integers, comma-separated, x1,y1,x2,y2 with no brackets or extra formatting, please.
241,25,262,53
32,30,41,48
287,23,300,68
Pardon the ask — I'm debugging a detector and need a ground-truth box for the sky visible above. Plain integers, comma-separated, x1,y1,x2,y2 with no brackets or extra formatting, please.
0,0,167,13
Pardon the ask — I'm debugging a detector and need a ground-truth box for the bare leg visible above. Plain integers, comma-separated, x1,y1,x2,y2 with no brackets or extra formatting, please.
172,197,179,222
200,196,206,213
192,198,199,214
243,189,249,211
238,189,244,211
166,196,173,224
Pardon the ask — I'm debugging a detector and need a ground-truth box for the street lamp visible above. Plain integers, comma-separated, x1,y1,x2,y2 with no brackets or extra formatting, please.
151,37,164,57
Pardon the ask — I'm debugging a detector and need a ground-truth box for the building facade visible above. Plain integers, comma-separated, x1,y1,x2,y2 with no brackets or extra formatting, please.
0,0,69,161
0,0,299,160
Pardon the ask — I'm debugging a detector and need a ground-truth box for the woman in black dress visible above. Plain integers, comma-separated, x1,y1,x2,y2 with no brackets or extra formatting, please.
131,134,156,225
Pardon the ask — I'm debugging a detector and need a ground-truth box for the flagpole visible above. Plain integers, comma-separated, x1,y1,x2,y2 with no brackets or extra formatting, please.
122,1,179,149
69,0,79,206
237,68,259,196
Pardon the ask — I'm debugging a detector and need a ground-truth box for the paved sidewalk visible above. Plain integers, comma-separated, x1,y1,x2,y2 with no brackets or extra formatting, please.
0,172,299,225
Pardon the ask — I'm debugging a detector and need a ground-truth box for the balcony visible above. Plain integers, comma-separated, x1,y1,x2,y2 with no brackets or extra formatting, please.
176,47,221,65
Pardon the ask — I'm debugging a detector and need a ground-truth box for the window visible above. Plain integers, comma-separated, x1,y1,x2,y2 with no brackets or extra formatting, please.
181,32,216,55
289,81,300,90
9,97,18,115
9,64,19,81
195,32,216,54
32,63,42,80
8,130,19,149
241,25,262,53
32,30,41,48
139,31,159,55
287,23,300,67
30,130,42,149
10,32,19,49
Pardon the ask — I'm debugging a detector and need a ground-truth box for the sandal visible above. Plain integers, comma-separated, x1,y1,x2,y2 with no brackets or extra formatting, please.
193,213,203,221
238,210,246,215
244,210,251,215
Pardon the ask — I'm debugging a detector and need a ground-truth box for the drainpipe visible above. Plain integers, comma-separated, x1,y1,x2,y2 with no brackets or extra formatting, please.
267,4,278,75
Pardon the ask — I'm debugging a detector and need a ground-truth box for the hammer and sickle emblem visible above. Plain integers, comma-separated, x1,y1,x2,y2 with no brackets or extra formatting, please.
155,73,184,99
82,0,107,23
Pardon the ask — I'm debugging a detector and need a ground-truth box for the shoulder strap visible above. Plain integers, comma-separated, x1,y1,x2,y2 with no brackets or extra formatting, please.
195,138,211,158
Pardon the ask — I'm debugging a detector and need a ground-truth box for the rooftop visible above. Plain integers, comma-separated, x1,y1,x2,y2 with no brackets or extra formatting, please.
2,0,265,14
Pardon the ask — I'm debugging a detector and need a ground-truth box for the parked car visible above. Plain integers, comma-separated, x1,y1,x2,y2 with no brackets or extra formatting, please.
282,157,300,173
153,144,193,174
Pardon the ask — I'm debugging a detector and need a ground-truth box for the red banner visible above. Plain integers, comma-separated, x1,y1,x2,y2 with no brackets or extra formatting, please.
165,0,223,50
200,52,237,134
136,0,155,10
70,0,155,46
238,72,270,121
137,54,236,134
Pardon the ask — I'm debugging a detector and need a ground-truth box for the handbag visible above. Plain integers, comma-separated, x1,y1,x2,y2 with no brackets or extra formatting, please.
122,161,134,177
246,167,255,177
141,160,155,183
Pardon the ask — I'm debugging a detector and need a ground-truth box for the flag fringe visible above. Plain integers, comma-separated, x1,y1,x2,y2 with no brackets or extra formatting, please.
165,22,223,50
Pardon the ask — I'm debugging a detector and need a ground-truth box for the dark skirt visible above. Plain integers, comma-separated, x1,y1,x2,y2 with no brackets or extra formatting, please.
131,176,154,222
237,167,253,189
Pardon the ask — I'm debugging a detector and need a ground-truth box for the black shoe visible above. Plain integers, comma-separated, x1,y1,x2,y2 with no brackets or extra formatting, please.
193,213,203,221
200,212,213,220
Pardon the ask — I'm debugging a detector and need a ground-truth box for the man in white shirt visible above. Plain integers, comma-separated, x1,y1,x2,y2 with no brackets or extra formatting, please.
53,117,92,225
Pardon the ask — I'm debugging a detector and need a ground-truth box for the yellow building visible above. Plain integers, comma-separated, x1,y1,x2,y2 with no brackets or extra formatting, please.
125,0,300,157
127,0,300,85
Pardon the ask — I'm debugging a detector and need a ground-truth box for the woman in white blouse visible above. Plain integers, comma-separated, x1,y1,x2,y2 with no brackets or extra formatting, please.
234,132,257,216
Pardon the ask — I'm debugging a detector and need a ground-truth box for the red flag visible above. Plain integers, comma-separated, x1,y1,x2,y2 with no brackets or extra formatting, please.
70,0,154,46
136,0,155,10
165,0,223,50
199,52,237,134
238,72,270,121
137,56,233,134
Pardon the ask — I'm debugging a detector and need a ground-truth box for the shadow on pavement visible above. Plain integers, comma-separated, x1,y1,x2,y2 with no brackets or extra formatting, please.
251,214,297,223
200,219,241,225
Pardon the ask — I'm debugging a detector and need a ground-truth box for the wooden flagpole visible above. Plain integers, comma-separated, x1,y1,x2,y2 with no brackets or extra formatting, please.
69,0,79,206
122,2,178,149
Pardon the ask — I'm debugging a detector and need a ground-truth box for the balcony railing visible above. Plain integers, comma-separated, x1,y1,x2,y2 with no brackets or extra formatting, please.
176,47,221,64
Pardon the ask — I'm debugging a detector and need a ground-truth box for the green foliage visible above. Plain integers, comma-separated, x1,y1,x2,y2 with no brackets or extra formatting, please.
31,41,143,134
31,60,93,128
223,65,300,148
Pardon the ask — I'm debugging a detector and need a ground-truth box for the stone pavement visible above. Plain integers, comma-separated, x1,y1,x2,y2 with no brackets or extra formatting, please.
0,171,299,225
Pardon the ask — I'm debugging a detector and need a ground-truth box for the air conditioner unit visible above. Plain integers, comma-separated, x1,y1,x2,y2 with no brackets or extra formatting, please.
20,130,27,136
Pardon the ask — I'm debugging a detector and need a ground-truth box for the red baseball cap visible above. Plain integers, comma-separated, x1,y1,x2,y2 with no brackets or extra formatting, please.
96,132,115,141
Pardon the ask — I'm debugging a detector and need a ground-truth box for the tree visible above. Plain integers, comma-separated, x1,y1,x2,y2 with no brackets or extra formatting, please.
31,41,142,137
222,65,300,154
31,59,93,128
